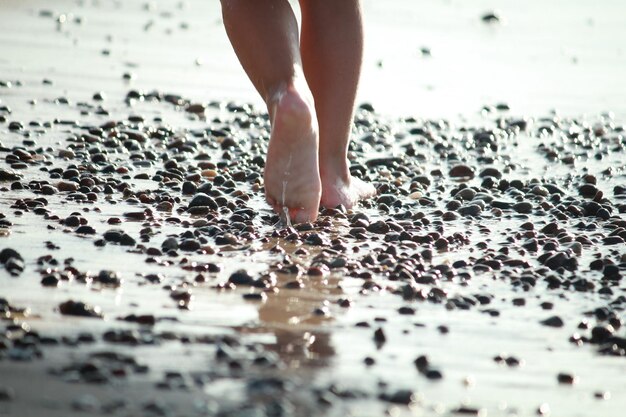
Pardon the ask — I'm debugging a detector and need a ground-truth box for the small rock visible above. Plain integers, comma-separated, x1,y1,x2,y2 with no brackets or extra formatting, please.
449,164,475,178
513,201,533,214
557,373,577,384
0,248,22,263
482,12,501,24
229,270,255,285
373,328,386,345
479,167,502,178
242,292,267,302
0,168,22,181
385,389,417,405
58,300,103,318
179,239,200,251
75,225,96,235
540,316,564,328
95,270,122,287
188,193,218,210
57,180,78,192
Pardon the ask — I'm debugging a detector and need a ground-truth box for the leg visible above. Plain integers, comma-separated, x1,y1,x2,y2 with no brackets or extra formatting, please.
299,0,376,209
221,0,321,223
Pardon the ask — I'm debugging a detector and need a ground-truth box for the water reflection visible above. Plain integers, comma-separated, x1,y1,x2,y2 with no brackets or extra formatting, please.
237,269,343,368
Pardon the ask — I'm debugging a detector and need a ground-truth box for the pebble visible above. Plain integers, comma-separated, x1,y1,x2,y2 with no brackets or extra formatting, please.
513,201,533,214
540,316,564,328
458,204,482,217
455,188,476,201
75,225,96,235
95,270,122,287
188,193,218,210
384,389,417,405
479,167,502,178
367,220,389,234
0,168,22,181
557,373,578,384
373,328,386,345
229,270,255,286
482,12,501,23
0,248,22,263
242,292,267,302
451,406,481,415
58,300,103,318
0,248,23,275
57,180,78,192
449,164,475,178
179,239,200,251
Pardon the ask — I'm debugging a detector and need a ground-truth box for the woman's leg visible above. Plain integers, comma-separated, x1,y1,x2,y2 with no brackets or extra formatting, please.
221,0,321,223
299,0,375,209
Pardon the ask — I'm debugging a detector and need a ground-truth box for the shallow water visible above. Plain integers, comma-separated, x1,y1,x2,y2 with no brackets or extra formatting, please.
1,1,625,417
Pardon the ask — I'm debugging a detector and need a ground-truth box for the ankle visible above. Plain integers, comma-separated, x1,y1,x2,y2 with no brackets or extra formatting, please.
267,85,315,126
320,159,350,183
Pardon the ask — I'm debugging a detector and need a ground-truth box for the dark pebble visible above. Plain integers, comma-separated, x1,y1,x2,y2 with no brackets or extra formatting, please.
452,406,481,415
449,164,475,178
425,369,443,380
229,270,255,286
458,204,482,217
557,373,577,384
58,300,103,318
513,201,533,214
373,328,386,345
242,292,267,302
0,169,23,181
95,270,121,287
479,167,502,178
188,193,218,210
579,184,599,198
384,389,417,405
179,239,200,251
540,316,564,328
0,248,22,263
75,225,96,235
119,233,136,246
41,275,59,287
398,306,416,315
161,237,178,251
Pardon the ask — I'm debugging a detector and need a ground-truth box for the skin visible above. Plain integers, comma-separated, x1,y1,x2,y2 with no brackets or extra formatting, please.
220,0,376,223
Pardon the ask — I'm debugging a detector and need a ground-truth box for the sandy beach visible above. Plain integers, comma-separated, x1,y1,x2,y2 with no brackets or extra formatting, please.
1,1,625,416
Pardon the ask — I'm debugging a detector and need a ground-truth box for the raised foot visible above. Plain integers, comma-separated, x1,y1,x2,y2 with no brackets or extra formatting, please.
320,174,376,209
264,87,321,224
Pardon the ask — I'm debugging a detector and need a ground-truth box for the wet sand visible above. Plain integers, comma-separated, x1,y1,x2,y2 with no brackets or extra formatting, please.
1,1,625,417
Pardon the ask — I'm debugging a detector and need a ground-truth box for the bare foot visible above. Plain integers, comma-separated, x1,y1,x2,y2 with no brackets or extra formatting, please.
264,85,322,223
320,166,376,209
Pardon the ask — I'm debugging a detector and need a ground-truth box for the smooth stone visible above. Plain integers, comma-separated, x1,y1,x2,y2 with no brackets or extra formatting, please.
188,193,218,210
0,169,22,181
449,164,475,178
0,248,22,263
179,239,200,251
58,300,103,318
458,204,482,216
540,316,564,328
479,167,502,178
455,188,477,201
57,180,78,192
513,201,533,213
